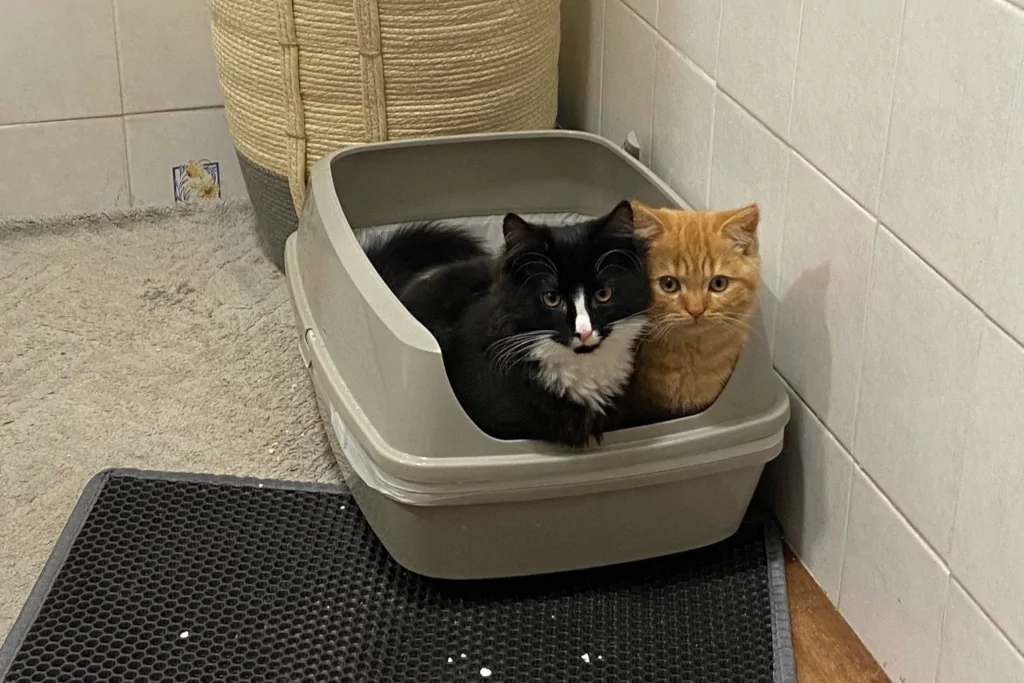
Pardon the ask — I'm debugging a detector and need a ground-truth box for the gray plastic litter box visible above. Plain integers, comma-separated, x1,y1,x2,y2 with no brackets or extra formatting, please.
284,130,790,579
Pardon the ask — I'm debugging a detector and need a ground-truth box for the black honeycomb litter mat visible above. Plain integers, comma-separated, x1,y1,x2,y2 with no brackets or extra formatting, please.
0,470,795,683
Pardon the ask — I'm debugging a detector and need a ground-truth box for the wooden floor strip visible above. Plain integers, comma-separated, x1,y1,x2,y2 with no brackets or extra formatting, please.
785,546,890,683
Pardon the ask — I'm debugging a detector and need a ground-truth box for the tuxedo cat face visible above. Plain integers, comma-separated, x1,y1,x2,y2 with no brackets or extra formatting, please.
495,201,650,411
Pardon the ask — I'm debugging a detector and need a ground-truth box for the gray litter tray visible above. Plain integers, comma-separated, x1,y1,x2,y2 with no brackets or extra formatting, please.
284,130,790,579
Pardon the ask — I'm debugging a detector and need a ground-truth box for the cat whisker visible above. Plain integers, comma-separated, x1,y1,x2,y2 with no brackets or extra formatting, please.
596,264,628,280
512,271,554,297
595,248,644,273
638,317,679,342
508,253,557,277
487,331,552,374
610,312,649,327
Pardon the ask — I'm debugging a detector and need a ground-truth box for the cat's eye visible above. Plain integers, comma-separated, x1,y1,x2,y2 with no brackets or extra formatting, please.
658,276,680,293
709,275,730,293
594,287,613,303
540,291,562,308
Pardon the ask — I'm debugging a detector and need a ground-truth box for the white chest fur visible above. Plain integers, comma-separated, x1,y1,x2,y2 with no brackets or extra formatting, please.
529,318,645,413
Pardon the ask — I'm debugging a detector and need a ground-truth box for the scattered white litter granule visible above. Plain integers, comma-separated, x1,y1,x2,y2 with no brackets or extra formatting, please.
179,631,189,639
268,448,275,454
257,484,264,489
447,657,453,664
479,668,492,677
597,655,604,661
340,505,346,510
460,654,467,659
581,654,590,663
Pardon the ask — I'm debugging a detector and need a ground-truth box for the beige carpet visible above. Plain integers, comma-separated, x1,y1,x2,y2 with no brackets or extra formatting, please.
0,201,343,641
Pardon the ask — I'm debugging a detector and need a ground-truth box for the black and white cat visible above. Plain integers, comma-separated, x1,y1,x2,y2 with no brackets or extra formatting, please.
361,201,650,447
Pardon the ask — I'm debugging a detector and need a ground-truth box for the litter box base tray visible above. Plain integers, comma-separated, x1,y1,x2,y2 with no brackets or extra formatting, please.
0,469,795,683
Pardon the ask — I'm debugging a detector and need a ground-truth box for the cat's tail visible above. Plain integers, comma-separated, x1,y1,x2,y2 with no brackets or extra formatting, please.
359,223,489,296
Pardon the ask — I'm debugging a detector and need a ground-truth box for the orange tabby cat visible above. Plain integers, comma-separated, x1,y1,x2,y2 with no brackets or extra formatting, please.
628,201,761,421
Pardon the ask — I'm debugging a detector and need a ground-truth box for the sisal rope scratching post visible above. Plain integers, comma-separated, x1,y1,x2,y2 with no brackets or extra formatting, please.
209,0,560,269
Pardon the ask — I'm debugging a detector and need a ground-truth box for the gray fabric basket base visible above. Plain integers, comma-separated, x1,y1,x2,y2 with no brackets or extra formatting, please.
237,150,298,271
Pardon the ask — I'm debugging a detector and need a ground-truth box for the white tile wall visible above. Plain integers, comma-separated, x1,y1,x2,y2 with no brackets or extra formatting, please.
855,229,984,556
601,0,658,163
650,39,716,208
563,0,1024,677
708,92,790,346
879,0,1023,290
0,119,129,216
657,0,722,77
763,390,852,600
0,0,122,126
950,323,1024,648
0,0,241,217
789,0,905,210
716,0,803,137
115,0,224,114
775,156,874,447
937,582,1024,683
972,66,1024,345
840,470,949,683
125,109,245,206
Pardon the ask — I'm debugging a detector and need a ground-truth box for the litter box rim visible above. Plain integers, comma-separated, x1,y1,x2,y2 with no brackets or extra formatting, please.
288,131,790,505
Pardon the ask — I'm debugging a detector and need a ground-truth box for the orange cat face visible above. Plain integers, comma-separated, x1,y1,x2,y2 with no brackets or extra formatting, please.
631,201,761,332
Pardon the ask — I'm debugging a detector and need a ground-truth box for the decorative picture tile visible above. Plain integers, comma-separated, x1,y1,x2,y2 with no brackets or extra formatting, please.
125,109,246,206
173,160,222,202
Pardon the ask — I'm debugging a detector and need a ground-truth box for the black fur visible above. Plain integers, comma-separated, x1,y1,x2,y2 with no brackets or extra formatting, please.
361,223,489,296
362,204,650,447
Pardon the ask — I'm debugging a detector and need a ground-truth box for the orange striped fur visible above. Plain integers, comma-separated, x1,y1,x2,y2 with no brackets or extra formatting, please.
628,201,761,420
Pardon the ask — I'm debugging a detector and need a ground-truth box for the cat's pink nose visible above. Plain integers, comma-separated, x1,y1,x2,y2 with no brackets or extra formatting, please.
577,328,593,342
686,306,705,318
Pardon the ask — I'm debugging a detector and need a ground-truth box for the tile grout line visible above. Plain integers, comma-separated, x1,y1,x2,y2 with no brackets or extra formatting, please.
950,575,1024,664
932,576,955,683
978,38,1024,285
646,18,660,169
876,224,1024,355
834,454,855,605
109,0,133,207
941,308,990,612
702,85,717,209
769,150,796,356
845,0,908,455
785,0,807,140
870,0,909,217
712,0,724,77
847,219,881,458
0,105,227,132
620,0,657,33
715,81,1024,354
777,375,951,574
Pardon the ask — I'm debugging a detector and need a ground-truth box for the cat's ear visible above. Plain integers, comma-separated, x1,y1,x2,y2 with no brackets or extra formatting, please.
629,200,663,239
503,213,536,250
719,204,760,255
595,200,635,238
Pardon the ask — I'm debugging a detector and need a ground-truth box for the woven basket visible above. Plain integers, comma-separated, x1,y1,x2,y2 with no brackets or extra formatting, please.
209,0,560,269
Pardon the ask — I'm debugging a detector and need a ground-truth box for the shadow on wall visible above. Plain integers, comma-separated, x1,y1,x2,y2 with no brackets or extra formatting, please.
757,264,834,556
557,0,600,130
